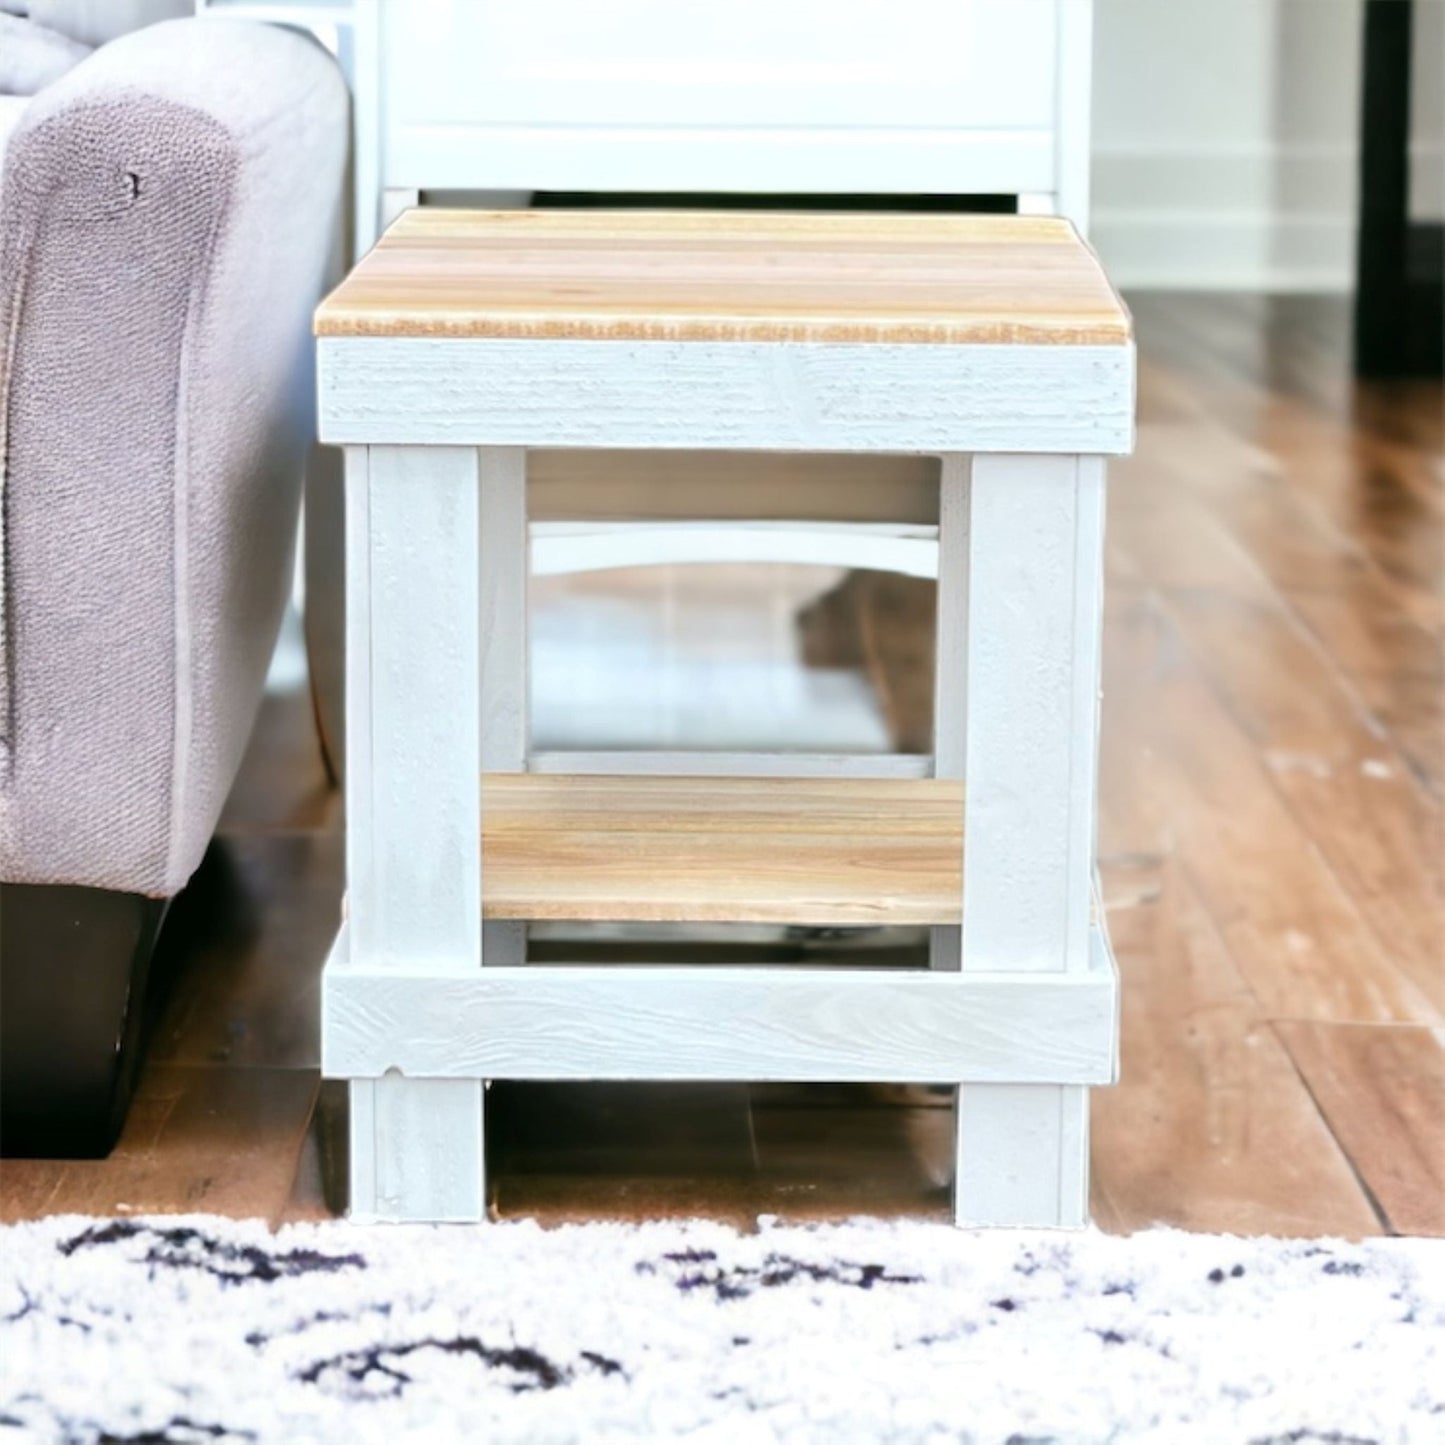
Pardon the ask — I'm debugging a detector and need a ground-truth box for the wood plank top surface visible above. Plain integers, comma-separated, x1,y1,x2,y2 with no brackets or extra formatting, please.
480,773,964,925
315,209,1131,346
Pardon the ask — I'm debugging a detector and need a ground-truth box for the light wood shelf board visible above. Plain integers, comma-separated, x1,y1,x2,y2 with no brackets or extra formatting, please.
480,773,964,925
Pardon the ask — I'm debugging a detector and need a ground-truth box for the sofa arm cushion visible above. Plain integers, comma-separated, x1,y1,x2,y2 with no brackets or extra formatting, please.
0,19,347,895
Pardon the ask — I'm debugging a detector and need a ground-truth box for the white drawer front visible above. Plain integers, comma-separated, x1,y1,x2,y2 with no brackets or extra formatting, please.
386,0,1057,132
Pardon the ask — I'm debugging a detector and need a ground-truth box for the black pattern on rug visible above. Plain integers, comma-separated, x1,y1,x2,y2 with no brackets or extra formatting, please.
2,1216,1440,1443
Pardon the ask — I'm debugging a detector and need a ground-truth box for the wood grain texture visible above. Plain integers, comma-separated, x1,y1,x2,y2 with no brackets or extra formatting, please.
1355,670,1444,799
1165,587,1445,1016
479,774,965,925
478,447,529,971
929,454,969,974
317,337,1136,454
528,450,941,524
0,1067,319,1226
146,833,342,1071
316,209,1131,346
482,1082,953,1229
1092,862,1381,1238
345,445,487,1221
1097,591,1436,1025
351,1073,486,1224
962,454,1103,974
323,935,1117,1085
948,452,1103,1221
351,445,483,970
1272,1021,1445,1238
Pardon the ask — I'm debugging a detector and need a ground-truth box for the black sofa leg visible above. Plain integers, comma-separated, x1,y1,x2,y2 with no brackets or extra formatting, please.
0,883,168,1158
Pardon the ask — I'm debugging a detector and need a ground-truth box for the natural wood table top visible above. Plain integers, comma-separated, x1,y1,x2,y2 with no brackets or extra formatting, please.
315,209,1131,346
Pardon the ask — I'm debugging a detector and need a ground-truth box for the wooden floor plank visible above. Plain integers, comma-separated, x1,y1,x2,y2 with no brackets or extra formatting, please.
1288,580,1443,685
1354,670,1445,799
1207,472,1426,623
1269,431,1444,622
1092,862,1382,1238
1100,592,1433,1024
1273,1022,1445,1237
1,1068,318,1226
1106,491,1274,601
146,833,343,1071
487,1083,953,1227
1120,383,1442,635
1165,588,1445,1017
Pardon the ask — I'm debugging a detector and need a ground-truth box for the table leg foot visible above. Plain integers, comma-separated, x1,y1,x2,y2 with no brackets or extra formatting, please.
349,1076,486,1223
954,1083,1089,1228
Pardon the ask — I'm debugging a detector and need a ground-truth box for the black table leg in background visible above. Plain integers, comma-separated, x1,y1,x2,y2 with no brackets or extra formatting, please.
1355,0,1443,378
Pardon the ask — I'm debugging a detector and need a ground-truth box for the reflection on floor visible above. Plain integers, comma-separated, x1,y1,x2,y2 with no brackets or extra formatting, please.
531,561,894,755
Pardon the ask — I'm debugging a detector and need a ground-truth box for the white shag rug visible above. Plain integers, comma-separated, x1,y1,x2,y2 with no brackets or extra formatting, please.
1,1216,1441,1444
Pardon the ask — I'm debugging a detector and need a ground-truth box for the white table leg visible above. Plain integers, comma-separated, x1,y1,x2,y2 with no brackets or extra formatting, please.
1016,191,1058,216
949,452,1105,1226
346,444,486,1222
381,187,420,230
956,1084,1090,1227
929,455,969,973
479,448,529,969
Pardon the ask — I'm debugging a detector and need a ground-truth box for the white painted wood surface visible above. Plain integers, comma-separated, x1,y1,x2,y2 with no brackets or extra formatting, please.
318,339,1135,455
339,447,381,1218
344,446,486,1222
478,449,528,776
342,0,1093,250
1016,192,1057,216
214,2,1093,259
373,1,1068,220
341,448,374,960
955,1083,1091,1228
324,932,1117,1086
929,455,969,974
1054,0,1094,233
479,448,529,971
350,446,482,969
384,2,1056,135
961,454,1105,976
380,187,420,231
348,1070,488,1224
528,751,931,780
951,452,1109,1227
321,307,1125,1228
531,521,938,579
348,0,379,255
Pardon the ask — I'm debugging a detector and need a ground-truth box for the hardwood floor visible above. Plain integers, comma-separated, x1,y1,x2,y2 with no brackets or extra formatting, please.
1,294,1440,1236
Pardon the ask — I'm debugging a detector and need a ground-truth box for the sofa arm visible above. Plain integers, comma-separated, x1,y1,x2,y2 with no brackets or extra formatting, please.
0,18,347,895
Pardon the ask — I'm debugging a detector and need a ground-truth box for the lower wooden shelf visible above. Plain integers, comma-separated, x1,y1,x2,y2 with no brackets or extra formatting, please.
481,773,964,926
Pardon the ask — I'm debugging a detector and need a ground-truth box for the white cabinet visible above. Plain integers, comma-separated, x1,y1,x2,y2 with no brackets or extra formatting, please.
352,0,1093,249
202,0,1093,250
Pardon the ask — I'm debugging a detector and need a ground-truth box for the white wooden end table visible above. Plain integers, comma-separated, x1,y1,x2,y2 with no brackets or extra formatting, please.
314,208,1134,1226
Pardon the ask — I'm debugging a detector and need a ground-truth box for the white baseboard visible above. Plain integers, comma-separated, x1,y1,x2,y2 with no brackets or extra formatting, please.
1090,141,1443,293
1091,209,1356,293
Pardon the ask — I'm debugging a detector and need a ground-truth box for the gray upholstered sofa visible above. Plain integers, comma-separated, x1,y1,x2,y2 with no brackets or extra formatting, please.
0,11,347,1154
